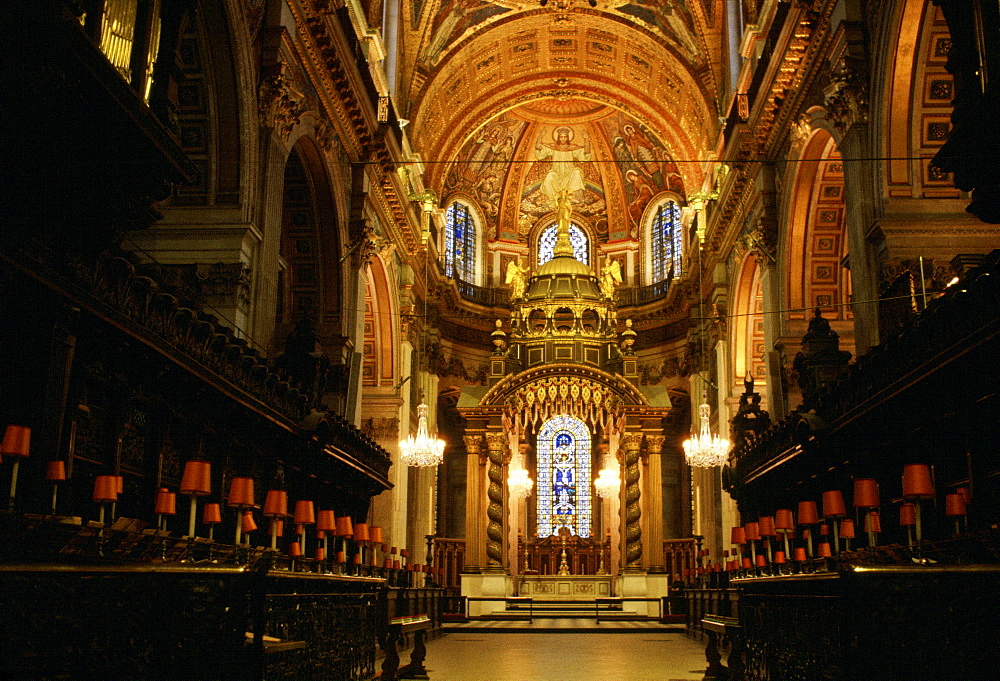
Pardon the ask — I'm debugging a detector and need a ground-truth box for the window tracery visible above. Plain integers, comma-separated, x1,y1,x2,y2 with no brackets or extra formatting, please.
536,415,592,538
445,201,477,282
538,223,588,265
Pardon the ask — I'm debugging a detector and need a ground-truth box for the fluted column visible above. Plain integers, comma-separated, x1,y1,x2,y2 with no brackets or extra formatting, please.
485,431,509,569
621,431,644,570
462,434,486,572
643,434,666,572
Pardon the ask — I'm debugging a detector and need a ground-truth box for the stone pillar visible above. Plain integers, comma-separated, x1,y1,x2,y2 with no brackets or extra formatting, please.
621,430,644,570
484,431,509,570
462,433,486,573
824,35,881,354
643,434,666,572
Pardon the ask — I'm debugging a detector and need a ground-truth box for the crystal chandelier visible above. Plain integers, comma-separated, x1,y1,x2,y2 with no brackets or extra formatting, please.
593,467,621,498
399,401,445,467
508,466,534,498
683,403,730,467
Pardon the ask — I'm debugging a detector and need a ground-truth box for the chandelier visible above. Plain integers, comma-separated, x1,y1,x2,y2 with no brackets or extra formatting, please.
399,401,446,467
508,466,534,498
683,403,730,467
593,467,621,498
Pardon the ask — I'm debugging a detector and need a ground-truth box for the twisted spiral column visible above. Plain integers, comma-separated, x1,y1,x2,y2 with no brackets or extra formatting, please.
485,432,508,568
622,431,644,569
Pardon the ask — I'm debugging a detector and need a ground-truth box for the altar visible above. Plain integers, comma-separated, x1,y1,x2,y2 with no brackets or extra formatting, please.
518,574,613,599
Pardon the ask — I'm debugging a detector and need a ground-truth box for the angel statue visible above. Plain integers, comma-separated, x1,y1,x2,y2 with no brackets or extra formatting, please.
505,258,530,299
600,258,622,299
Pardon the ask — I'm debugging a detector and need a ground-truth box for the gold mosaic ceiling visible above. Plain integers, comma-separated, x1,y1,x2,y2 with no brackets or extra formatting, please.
402,1,723,242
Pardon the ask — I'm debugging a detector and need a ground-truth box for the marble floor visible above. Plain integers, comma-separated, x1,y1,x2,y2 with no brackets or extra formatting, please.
418,631,709,681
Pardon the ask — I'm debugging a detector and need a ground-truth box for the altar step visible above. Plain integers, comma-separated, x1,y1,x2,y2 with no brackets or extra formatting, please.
442,618,685,634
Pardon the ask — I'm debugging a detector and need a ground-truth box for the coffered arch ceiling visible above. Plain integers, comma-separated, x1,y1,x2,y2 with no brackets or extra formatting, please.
403,3,723,244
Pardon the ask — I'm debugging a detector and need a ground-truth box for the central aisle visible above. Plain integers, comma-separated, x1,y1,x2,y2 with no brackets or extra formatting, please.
419,632,707,681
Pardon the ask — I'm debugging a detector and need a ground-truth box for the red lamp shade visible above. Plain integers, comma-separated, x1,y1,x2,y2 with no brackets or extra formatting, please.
899,503,917,526
242,511,257,533
154,488,176,515
902,464,934,500
722,550,729,558
353,553,362,565
797,501,820,525
383,558,393,569
353,522,370,542
744,522,761,541
822,490,847,517
758,516,776,537
369,526,384,544
335,516,354,538
793,547,808,562
180,460,211,496
775,509,795,531
228,477,255,507
46,461,67,482
274,519,284,537
817,542,832,558
393,559,401,570
293,500,315,525
774,550,786,564
390,546,398,555
316,510,336,532
867,511,882,533
202,503,222,524
755,554,767,567
853,478,880,508
288,541,302,557
263,490,288,517
945,493,967,517
1,425,31,458
92,475,118,503
956,487,971,505
730,526,746,545
839,518,856,539
337,551,347,564
314,547,325,561
819,523,830,536
741,558,752,569
400,548,410,559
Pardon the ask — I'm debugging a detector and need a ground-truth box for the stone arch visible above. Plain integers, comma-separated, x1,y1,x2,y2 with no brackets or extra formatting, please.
275,138,344,346
783,128,851,324
730,253,765,392
362,255,398,389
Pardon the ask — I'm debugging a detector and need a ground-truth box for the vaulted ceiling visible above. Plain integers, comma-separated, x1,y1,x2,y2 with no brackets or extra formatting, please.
400,1,725,244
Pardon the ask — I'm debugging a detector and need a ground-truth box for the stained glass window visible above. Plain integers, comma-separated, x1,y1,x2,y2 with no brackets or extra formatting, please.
445,201,476,282
536,415,592,538
650,200,682,282
538,223,588,266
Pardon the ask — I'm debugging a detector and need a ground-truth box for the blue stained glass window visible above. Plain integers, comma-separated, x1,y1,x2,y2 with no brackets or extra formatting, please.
445,201,476,282
651,200,682,282
538,224,588,266
536,415,592,538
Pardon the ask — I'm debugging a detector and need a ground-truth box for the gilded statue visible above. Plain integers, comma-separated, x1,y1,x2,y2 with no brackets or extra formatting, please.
504,257,530,299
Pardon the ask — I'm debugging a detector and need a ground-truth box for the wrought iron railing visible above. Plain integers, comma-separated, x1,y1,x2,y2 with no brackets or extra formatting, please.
615,278,673,307
455,279,511,307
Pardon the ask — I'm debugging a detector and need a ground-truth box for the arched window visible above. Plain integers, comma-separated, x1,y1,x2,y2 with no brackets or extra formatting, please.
536,415,592,538
649,199,682,282
538,223,589,266
444,201,476,282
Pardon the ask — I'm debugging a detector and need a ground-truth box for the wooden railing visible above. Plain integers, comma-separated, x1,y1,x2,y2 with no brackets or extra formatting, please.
517,536,610,575
663,538,699,583
432,537,465,589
